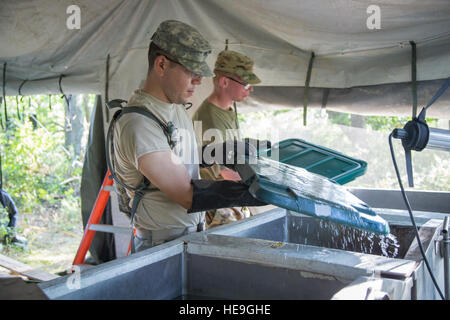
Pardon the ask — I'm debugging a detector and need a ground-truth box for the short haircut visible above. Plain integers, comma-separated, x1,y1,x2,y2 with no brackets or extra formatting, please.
147,42,180,71
148,42,164,70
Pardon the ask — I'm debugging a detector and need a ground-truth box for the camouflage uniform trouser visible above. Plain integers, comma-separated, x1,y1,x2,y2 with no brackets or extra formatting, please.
206,206,251,229
200,165,252,229
134,221,205,252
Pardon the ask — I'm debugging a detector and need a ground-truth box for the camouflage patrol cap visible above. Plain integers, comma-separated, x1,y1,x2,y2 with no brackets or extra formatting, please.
151,20,213,77
214,50,261,85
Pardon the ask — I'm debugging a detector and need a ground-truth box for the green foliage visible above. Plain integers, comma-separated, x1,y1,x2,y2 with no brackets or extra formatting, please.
0,206,13,244
1,119,75,212
365,115,439,132
327,110,440,132
273,109,291,116
365,115,409,131
0,95,87,213
239,108,449,191
327,111,352,126
0,94,90,270
237,114,246,124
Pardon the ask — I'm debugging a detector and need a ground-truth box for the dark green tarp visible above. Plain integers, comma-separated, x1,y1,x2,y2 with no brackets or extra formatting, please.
80,95,115,264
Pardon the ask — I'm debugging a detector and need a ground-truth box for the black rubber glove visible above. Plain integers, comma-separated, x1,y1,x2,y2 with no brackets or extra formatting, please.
200,140,257,170
188,179,267,213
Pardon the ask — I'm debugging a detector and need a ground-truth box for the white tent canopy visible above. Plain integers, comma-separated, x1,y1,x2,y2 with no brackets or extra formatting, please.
2,0,449,262
1,0,450,117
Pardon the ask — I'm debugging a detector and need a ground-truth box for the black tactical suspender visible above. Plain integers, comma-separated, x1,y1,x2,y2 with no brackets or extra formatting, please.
105,99,176,253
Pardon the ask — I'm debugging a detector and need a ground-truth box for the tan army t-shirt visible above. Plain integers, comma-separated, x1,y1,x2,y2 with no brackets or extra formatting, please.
113,89,204,231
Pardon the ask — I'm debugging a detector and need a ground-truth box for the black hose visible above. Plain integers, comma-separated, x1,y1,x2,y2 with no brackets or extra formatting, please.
389,132,444,300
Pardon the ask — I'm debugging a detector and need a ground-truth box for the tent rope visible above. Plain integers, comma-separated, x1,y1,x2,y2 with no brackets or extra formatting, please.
59,74,73,133
321,88,330,110
0,144,2,190
18,79,27,99
17,79,28,121
58,74,70,111
105,54,110,122
2,63,7,129
410,41,417,118
303,52,315,126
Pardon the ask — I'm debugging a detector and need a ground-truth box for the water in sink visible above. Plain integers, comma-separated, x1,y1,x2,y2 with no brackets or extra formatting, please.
289,216,400,258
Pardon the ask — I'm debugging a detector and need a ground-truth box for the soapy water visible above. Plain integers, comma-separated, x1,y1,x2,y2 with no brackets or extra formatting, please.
290,218,400,258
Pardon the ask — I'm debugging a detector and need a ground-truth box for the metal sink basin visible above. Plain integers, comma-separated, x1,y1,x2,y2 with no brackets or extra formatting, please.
209,209,436,260
39,208,446,300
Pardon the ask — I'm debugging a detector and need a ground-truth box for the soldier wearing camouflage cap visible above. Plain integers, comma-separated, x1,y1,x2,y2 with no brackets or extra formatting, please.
112,21,266,252
192,50,269,229
150,20,214,78
214,50,261,85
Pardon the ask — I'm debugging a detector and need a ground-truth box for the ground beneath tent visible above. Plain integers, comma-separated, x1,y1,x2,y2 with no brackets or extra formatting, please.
1,204,83,277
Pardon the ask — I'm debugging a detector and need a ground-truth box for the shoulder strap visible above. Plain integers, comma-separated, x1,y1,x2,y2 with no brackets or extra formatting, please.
106,103,176,194
117,107,177,149
106,100,180,253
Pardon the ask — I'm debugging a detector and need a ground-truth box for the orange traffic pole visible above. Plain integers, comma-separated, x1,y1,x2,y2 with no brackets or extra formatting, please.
72,170,114,266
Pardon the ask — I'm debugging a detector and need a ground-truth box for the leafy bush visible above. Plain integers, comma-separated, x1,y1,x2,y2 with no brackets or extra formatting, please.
0,95,86,213
239,108,450,191
1,119,77,212
0,206,13,243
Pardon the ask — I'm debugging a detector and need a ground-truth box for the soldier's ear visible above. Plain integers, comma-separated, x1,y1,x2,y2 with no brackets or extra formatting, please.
154,55,168,76
218,76,229,88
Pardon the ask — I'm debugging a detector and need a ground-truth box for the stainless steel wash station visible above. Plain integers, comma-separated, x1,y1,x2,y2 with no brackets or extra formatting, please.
39,206,448,300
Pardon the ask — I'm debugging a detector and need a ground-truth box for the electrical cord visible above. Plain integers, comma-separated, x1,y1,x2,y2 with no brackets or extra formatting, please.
389,132,445,300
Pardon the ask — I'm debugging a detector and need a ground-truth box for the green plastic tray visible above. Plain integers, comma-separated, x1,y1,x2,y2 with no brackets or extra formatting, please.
259,139,367,185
